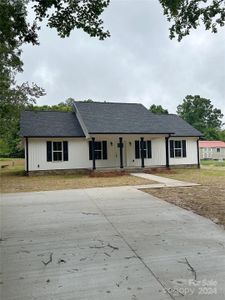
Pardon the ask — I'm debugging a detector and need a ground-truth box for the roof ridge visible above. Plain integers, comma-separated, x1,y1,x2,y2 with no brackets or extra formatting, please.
23,110,73,113
75,101,143,105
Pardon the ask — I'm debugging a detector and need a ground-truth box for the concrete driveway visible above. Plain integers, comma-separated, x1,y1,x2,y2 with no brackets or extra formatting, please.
1,186,225,300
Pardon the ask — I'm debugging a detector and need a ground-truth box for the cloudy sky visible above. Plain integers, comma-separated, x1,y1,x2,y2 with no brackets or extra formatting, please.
18,0,225,119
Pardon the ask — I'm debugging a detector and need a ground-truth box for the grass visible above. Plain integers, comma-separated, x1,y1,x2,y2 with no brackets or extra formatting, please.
201,159,225,168
142,166,225,227
0,159,154,193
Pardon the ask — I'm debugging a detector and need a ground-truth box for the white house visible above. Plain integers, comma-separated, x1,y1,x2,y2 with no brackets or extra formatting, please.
199,140,225,160
20,102,202,174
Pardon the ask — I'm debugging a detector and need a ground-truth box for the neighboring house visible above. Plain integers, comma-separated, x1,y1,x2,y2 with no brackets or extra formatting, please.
199,141,225,160
20,102,202,174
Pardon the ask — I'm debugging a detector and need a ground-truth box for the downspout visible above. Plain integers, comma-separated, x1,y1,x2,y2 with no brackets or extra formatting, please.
26,137,29,175
197,138,200,168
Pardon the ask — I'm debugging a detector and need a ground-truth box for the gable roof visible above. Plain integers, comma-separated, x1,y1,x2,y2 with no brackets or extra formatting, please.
20,111,85,137
74,102,202,136
199,141,225,148
74,102,172,134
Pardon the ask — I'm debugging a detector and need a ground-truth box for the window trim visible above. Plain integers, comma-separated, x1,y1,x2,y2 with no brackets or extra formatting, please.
95,141,103,160
170,140,186,158
135,140,152,159
52,141,63,162
89,140,107,160
46,141,68,162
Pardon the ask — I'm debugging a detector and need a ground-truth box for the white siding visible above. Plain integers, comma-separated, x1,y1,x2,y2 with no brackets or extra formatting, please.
169,137,198,165
126,137,166,167
200,147,225,160
26,136,198,171
28,138,92,171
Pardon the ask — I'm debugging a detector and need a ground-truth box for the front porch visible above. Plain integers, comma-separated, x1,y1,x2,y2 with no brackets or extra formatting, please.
88,134,170,170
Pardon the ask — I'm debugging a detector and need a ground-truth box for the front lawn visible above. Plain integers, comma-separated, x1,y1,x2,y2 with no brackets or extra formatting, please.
142,166,225,227
201,159,225,168
0,159,153,193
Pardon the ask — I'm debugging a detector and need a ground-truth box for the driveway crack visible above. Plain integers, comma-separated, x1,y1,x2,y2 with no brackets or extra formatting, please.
92,198,175,300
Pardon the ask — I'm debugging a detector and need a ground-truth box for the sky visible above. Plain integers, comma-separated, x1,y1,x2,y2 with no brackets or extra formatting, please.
18,0,225,120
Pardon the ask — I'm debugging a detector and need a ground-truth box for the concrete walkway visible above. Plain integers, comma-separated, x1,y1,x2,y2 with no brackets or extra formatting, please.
1,186,225,300
131,173,200,188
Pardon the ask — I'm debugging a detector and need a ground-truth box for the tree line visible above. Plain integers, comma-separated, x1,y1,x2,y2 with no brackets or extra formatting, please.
0,95,224,157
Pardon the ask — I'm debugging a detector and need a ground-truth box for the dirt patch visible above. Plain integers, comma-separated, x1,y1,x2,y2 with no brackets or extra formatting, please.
142,167,225,227
89,170,128,177
143,186,225,227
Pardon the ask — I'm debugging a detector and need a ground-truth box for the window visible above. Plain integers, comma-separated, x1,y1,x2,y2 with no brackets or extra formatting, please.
47,141,68,162
135,140,152,159
217,148,220,153
53,142,62,161
170,140,186,158
89,141,107,160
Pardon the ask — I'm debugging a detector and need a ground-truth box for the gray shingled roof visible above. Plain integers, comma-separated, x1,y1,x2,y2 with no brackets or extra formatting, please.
74,102,202,136
20,111,85,137
20,103,202,137
74,102,173,134
153,114,202,137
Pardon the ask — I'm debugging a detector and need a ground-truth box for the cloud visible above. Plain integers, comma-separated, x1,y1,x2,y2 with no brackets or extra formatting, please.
18,0,225,120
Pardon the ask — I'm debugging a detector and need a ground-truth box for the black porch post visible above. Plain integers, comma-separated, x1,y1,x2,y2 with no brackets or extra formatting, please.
140,137,145,168
119,137,123,168
26,137,29,175
197,138,200,168
165,137,169,168
92,137,96,170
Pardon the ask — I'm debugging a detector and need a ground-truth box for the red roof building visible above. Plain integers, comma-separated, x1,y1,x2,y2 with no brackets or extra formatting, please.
199,141,225,148
199,140,225,160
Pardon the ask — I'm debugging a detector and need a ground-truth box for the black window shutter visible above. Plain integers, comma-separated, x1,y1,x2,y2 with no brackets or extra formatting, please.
102,141,107,160
170,140,174,158
63,141,68,161
147,141,152,158
89,141,93,160
47,141,52,161
182,140,187,157
135,141,140,159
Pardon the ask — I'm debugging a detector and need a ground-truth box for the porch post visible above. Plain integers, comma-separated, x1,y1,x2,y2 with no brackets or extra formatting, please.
119,137,123,168
92,137,96,170
165,137,169,168
140,137,145,168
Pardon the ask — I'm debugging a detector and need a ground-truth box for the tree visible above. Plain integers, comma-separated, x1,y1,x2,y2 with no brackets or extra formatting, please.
218,129,225,142
177,95,224,139
1,1,224,47
29,98,94,112
0,1,45,156
30,98,74,111
160,0,225,41
149,104,168,114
